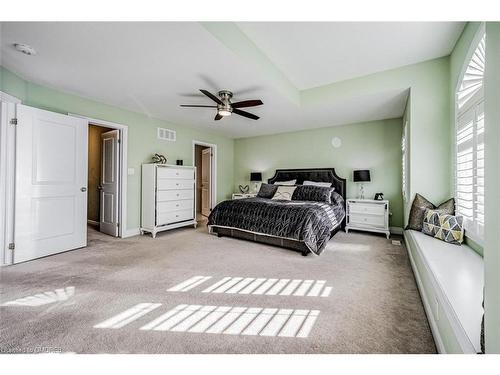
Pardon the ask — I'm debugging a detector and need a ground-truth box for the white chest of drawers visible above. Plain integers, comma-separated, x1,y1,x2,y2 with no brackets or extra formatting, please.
345,199,390,239
141,164,197,238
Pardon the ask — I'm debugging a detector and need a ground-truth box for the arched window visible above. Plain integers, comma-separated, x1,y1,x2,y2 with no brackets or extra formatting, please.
455,30,485,243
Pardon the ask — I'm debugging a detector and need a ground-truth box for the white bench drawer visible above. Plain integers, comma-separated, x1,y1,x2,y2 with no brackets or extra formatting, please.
157,209,194,225
157,167,194,180
349,202,385,215
157,189,193,202
157,178,193,190
349,213,385,228
157,200,193,213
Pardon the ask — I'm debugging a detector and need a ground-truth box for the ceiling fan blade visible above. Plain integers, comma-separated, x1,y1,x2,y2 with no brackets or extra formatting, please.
214,113,223,121
200,89,223,105
232,108,260,120
231,99,263,108
180,105,217,108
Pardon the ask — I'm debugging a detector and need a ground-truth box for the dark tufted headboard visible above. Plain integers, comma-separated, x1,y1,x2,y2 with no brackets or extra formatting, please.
267,168,347,204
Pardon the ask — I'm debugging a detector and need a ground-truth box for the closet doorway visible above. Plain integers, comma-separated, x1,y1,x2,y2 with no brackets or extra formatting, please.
193,141,217,222
87,124,120,237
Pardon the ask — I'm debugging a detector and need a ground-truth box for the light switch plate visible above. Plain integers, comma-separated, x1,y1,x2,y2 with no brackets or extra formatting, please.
128,168,135,176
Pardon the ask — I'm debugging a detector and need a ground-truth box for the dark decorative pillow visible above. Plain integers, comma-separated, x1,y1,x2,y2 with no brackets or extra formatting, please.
292,185,334,204
421,209,464,245
406,194,455,231
257,183,278,199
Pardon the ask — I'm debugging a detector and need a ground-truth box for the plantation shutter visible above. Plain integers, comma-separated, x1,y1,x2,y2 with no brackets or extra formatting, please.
456,102,484,236
455,33,485,243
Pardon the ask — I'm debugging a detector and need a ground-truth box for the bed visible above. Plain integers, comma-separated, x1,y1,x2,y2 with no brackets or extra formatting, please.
207,168,346,256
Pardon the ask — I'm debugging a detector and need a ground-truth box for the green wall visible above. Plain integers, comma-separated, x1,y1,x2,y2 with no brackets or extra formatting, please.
484,21,500,354
301,57,452,216
0,67,235,232
234,118,404,227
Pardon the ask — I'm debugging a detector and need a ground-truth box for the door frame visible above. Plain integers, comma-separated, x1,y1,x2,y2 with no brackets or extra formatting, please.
192,140,217,211
70,114,129,238
0,92,21,266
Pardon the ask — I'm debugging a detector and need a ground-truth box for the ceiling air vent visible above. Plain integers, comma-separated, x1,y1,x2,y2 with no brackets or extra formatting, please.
157,127,176,142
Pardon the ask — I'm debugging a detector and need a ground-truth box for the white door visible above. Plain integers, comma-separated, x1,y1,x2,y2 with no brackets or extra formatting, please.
99,130,120,237
201,148,212,217
14,105,88,263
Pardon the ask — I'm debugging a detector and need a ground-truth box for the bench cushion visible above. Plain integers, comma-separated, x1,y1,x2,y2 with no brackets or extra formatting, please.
405,230,484,353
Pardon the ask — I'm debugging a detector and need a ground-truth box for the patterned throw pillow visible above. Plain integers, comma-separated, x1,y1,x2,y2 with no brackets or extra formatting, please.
257,183,278,199
422,209,464,245
271,186,297,201
406,194,455,231
292,185,334,203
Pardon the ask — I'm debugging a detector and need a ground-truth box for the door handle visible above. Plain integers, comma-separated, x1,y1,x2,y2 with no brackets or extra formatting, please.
97,185,103,190
80,187,87,192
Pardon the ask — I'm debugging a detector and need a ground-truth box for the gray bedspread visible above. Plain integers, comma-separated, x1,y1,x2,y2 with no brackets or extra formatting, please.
207,197,345,255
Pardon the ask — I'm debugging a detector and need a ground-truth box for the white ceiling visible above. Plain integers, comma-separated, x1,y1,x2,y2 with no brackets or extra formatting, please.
0,22,464,138
237,22,465,90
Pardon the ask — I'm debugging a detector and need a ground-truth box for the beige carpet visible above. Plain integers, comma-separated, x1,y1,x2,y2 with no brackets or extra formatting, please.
0,222,436,354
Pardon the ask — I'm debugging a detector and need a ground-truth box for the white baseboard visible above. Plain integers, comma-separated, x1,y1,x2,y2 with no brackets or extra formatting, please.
122,228,140,238
390,226,404,235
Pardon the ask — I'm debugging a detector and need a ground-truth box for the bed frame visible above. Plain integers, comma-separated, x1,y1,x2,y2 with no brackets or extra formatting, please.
211,168,347,256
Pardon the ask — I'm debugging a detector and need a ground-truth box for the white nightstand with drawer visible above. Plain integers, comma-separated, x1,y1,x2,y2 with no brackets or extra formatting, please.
345,199,390,239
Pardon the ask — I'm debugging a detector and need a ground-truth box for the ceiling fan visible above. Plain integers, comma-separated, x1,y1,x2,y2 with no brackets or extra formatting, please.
180,89,263,121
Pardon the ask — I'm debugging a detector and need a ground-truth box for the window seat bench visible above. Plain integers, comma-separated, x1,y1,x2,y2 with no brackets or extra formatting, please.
404,230,484,353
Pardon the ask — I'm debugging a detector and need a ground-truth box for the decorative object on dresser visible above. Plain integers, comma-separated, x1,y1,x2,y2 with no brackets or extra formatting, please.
238,184,250,194
353,170,371,199
374,192,384,201
232,193,257,200
141,164,196,238
152,153,167,164
176,159,183,166
345,199,390,239
250,172,262,193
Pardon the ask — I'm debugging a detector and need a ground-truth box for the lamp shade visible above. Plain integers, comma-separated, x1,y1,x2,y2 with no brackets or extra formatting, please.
250,172,262,182
353,170,371,183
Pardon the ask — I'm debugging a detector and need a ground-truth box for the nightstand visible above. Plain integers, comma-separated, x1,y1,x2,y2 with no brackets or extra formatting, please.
345,199,390,239
232,193,257,200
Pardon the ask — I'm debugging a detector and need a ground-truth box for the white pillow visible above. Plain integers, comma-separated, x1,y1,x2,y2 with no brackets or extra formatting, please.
273,179,296,186
303,180,334,188
271,186,297,200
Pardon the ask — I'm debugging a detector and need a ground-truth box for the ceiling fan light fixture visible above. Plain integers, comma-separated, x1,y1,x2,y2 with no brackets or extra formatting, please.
218,109,231,117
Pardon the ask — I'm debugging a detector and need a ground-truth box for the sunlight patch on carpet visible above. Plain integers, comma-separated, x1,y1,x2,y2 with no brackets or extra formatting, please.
95,303,320,338
167,276,332,297
1,287,75,307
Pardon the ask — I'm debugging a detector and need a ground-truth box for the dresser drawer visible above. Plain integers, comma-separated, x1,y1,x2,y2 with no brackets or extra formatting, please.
157,200,193,213
157,167,194,180
349,202,386,215
157,209,194,226
157,178,193,191
349,213,386,228
157,189,194,202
